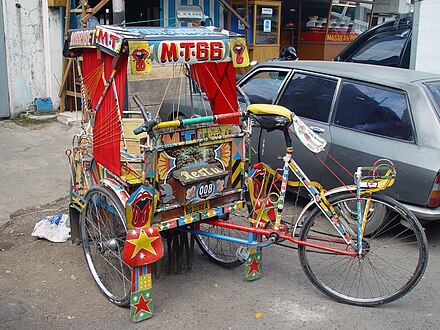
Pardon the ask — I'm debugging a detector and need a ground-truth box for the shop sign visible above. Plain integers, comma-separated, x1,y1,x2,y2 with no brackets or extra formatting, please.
326,33,358,42
261,8,273,15
264,20,271,33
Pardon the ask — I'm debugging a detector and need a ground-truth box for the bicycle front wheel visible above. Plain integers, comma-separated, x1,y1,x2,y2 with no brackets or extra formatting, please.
80,185,131,306
298,193,428,306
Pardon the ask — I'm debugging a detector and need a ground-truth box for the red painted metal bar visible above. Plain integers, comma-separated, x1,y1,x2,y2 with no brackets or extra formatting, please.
202,220,357,257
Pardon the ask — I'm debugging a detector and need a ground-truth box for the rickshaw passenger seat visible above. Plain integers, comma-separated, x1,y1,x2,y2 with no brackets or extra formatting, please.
122,118,145,155
247,104,292,122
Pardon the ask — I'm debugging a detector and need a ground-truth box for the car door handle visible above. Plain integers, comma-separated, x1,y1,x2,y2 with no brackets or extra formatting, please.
310,126,325,134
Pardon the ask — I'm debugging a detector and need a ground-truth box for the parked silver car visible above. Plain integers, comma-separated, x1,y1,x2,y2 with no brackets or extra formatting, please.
237,61,440,222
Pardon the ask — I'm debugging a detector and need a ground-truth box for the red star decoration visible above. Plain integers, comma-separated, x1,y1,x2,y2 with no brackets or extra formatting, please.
133,294,152,316
247,256,261,276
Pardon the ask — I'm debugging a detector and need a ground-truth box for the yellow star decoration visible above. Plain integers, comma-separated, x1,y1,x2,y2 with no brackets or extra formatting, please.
255,203,273,222
128,230,159,259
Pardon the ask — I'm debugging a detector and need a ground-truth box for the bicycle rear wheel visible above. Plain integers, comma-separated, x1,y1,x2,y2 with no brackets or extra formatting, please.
195,207,250,268
298,193,428,306
80,185,131,306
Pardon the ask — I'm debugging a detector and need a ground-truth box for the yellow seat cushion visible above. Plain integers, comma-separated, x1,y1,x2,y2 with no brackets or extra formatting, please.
247,104,292,121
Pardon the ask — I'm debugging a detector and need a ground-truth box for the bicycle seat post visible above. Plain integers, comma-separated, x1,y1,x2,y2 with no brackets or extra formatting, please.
271,129,293,231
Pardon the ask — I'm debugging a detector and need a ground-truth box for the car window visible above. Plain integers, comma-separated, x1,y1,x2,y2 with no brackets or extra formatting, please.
348,29,410,67
424,81,440,118
277,73,337,122
334,81,413,141
239,70,289,104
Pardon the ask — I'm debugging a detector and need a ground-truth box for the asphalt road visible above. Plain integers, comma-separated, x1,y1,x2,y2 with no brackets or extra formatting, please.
1,118,439,329
1,195,440,329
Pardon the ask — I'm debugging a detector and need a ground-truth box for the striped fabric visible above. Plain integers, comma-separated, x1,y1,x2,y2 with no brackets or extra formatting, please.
161,0,225,28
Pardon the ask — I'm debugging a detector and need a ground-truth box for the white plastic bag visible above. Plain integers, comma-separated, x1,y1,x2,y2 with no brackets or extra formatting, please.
31,214,71,243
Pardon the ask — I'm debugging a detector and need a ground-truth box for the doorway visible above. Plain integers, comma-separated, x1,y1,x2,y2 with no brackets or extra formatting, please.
125,0,161,26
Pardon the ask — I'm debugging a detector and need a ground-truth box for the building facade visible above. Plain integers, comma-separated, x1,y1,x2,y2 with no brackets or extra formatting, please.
0,0,437,117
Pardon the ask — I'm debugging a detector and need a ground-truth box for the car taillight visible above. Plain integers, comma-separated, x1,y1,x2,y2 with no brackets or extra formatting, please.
428,171,440,208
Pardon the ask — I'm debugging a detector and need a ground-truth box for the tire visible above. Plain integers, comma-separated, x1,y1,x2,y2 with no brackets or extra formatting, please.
80,185,131,306
194,206,250,268
298,192,428,306
333,195,388,236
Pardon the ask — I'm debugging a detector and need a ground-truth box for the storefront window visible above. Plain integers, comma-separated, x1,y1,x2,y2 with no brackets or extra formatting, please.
327,0,373,41
300,0,373,43
255,5,279,44
300,0,331,42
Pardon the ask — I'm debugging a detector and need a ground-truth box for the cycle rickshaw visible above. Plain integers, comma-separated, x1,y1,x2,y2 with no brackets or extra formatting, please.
64,24,428,322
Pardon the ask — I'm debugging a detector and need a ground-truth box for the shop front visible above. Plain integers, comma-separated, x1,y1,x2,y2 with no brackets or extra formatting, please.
231,0,282,63
281,0,375,60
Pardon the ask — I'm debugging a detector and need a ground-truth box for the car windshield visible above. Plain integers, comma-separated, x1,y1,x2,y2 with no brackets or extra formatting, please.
349,29,410,66
424,81,440,118
239,70,290,104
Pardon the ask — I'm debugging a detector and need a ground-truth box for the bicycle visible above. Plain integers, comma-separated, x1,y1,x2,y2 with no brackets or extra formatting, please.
188,102,428,306
66,25,428,321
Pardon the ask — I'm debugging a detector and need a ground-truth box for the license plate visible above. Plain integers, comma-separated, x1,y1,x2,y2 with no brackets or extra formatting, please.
184,200,210,215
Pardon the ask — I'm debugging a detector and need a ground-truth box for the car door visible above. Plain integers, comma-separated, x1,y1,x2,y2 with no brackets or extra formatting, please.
260,70,339,183
325,80,425,204
237,68,292,163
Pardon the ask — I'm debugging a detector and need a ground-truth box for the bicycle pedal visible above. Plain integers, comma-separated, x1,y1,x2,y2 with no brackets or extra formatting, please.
236,246,250,262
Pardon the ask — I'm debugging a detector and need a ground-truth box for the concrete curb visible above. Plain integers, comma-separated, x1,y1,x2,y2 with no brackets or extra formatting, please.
18,111,81,128
57,112,81,127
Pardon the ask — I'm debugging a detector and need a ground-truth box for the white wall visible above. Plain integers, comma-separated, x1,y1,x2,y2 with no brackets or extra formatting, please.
3,0,62,117
414,0,440,74
374,0,400,15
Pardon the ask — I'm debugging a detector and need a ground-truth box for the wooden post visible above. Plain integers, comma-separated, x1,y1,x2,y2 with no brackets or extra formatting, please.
226,0,232,31
81,0,88,27
245,0,249,44
60,0,110,113
218,0,250,29
59,0,72,112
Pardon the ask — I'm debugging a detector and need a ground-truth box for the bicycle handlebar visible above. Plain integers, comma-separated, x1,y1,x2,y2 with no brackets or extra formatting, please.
133,119,158,136
133,112,244,136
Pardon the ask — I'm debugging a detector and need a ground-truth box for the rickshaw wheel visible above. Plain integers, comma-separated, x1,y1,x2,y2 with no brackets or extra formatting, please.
80,185,131,307
194,206,250,268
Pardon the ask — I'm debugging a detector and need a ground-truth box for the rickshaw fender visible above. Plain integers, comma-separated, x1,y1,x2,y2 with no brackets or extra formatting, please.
100,178,130,206
294,184,357,228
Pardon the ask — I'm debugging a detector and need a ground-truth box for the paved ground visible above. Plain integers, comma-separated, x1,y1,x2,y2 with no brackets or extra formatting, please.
0,113,80,227
1,115,440,329
2,199,440,329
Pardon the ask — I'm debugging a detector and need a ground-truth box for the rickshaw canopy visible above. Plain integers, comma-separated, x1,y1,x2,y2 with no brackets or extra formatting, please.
63,25,249,177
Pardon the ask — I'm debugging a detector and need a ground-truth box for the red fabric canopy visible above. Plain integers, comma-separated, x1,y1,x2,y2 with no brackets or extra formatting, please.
82,49,127,177
190,61,239,124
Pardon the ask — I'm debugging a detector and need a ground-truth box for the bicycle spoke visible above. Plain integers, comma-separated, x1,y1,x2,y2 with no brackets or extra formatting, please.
298,193,427,306
195,209,249,268
81,187,131,306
